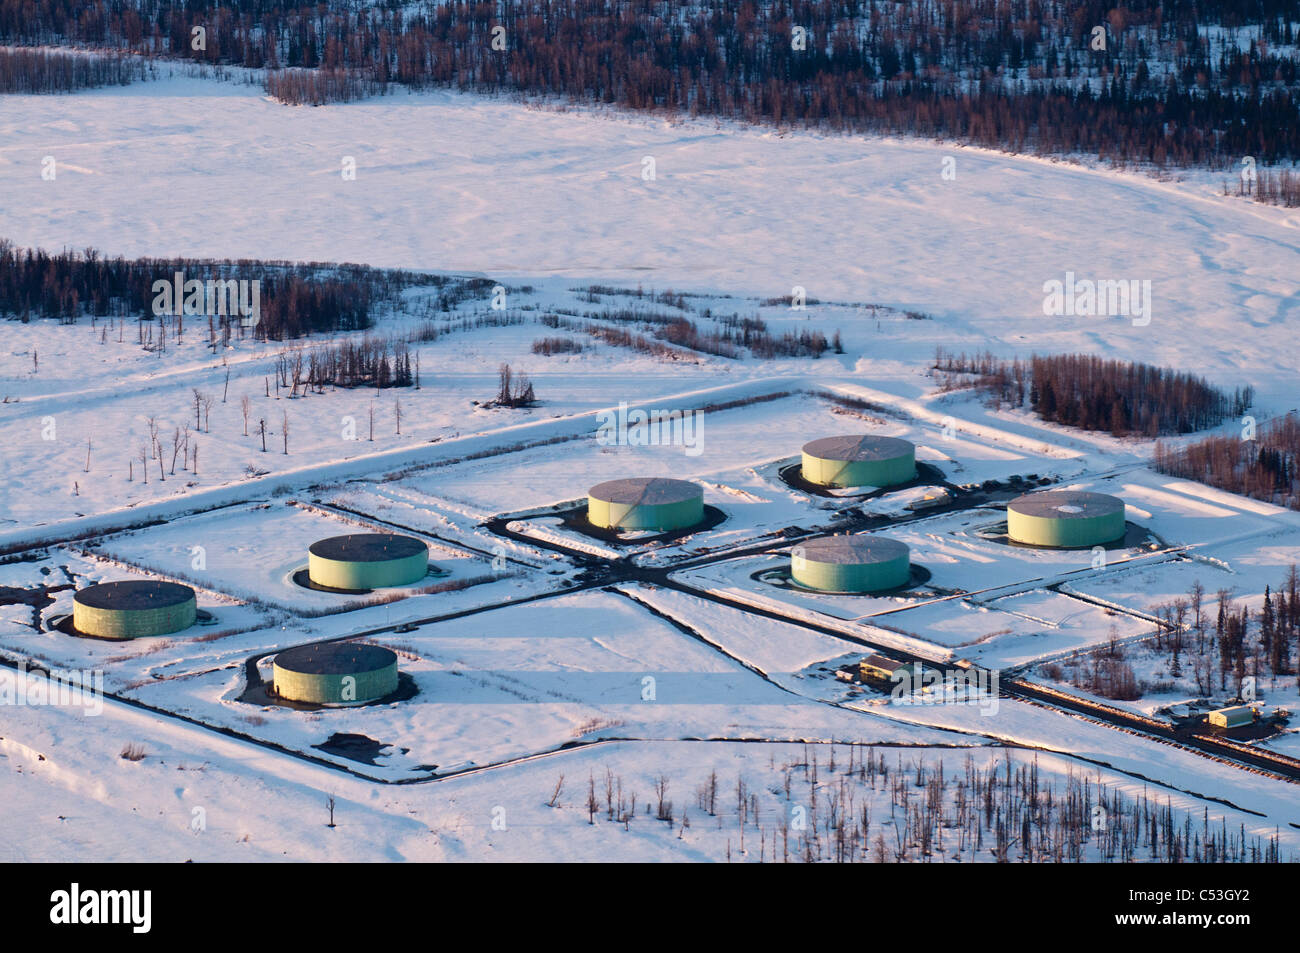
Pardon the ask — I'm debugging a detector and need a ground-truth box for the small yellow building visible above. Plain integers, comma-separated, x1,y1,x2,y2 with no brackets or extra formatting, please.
857,654,922,683
1207,705,1256,729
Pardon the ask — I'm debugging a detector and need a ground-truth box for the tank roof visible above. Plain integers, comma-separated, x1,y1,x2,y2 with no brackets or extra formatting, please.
274,642,398,676
1007,490,1124,520
308,533,427,562
73,580,195,611
802,435,913,462
588,477,702,506
794,534,910,565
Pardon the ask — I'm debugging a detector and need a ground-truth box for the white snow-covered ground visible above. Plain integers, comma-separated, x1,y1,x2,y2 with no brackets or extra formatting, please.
1,75,1298,408
2,75,1300,862
5,693,1298,862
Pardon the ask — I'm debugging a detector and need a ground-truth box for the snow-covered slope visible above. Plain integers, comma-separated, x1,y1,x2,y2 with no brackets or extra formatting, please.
1,75,1297,405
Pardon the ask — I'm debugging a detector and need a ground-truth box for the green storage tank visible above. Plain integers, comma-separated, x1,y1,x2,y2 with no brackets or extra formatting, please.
1005,490,1126,548
308,533,429,590
801,435,916,488
273,642,400,706
72,580,197,639
791,534,911,592
587,477,704,531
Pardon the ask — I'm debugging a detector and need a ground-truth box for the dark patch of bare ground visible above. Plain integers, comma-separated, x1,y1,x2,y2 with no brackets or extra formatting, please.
0,583,70,632
313,733,410,766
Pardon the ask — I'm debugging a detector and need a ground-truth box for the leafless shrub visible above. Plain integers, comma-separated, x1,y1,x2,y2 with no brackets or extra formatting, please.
120,743,147,762
265,68,384,106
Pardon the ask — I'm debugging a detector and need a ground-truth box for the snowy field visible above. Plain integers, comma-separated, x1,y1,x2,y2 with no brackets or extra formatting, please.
119,586,934,779
3,75,1300,862
1,74,1298,410
4,695,1298,862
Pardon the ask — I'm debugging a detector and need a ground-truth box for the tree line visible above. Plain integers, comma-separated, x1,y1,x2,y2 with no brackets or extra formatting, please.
1225,166,1300,207
0,47,143,93
274,337,418,392
0,240,417,340
264,65,384,105
934,348,1251,437
1153,571,1300,695
1048,566,1300,705
574,305,835,360
575,744,1288,862
1154,412,1300,510
1239,168,1300,208
3,0,1298,167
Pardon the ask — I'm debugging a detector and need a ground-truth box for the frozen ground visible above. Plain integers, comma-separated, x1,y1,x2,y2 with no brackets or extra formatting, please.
5,695,1297,863
0,75,1298,409
118,586,942,780
2,76,1300,861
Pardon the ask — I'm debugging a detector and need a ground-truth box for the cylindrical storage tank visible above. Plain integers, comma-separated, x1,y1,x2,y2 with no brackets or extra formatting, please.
273,643,399,706
1006,490,1126,547
587,477,704,531
72,580,197,639
308,534,428,590
801,435,916,488
791,535,911,593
